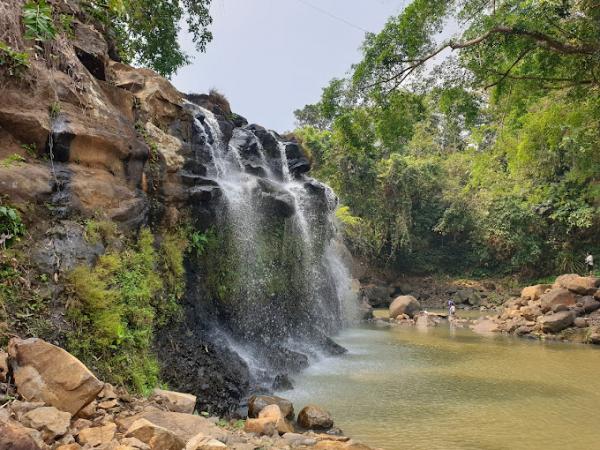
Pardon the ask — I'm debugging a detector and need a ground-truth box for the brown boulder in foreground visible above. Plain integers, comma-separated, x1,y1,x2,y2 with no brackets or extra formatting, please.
8,338,104,415
389,295,421,319
297,405,334,430
125,418,185,450
152,388,196,414
248,395,294,420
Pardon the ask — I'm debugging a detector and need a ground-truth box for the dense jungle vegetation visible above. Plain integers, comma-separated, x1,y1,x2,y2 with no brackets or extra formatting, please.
294,0,600,277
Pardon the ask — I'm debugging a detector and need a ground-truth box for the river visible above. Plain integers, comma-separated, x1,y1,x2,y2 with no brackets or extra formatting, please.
280,311,600,450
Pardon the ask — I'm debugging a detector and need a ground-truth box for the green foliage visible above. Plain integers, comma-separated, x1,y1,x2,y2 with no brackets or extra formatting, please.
0,42,30,77
84,219,118,246
67,228,186,392
1,154,26,168
294,0,600,277
0,205,26,247
22,0,56,42
84,0,213,77
188,230,209,257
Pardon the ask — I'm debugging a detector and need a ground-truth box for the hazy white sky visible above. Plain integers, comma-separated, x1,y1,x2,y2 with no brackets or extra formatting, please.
172,0,408,132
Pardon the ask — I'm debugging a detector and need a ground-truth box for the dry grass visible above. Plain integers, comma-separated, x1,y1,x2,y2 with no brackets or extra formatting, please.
208,88,232,115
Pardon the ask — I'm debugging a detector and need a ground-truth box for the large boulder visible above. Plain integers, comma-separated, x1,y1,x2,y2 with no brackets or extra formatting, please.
125,419,185,450
521,284,551,301
152,389,196,415
554,274,599,295
389,296,420,319
297,405,334,430
245,404,293,436
539,288,578,313
8,338,104,415
248,395,294,420
538,311,575,333
259,404,294,434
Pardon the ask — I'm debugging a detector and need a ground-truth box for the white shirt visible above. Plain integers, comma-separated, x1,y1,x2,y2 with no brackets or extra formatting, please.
586,254,594,265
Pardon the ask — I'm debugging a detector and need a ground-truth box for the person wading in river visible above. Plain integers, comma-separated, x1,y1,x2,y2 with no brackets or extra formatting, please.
447,299,456,317
586,252,594,275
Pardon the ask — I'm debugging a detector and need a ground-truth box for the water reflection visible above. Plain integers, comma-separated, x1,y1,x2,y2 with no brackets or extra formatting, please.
280,318,600,450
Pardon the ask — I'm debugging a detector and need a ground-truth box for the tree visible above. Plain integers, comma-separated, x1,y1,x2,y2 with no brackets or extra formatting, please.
353,0,600,93
87,0,213,77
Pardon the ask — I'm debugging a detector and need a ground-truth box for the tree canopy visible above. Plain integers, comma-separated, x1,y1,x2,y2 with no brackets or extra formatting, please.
87,0,213,77
295,0,600,277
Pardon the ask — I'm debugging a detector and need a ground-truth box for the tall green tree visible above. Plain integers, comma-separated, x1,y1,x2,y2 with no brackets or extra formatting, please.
86,0,213,77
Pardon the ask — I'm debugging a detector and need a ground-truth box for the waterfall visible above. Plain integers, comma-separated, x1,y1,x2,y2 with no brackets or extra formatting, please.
184,99,359,389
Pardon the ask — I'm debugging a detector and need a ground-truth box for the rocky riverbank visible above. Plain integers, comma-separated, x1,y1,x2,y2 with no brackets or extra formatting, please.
369,273,600,346
357,274,517,311
1,337,375,450
471,274,600,344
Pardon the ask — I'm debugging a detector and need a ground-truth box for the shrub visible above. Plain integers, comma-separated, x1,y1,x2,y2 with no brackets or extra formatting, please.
0,42,29,77
208,89,232,115
66,228,183,393
0,205,25,247
22,0,56,42
84,219,118,246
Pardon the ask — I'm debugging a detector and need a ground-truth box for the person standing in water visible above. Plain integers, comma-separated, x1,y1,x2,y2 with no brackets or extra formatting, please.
586,252,594,275
448,299,456,317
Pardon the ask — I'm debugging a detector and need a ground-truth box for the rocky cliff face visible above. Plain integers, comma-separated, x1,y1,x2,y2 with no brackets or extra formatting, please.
0,0,357,416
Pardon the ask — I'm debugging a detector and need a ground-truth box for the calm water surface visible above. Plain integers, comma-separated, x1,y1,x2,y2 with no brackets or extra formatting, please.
281,313,600,450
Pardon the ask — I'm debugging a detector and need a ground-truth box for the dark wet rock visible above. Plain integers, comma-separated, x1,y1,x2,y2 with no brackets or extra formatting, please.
272,374,294,391
189,185,222,204
31,221,103,276
285,143,311,175
246,125,279,159
156,323,250,416
259,191,295,218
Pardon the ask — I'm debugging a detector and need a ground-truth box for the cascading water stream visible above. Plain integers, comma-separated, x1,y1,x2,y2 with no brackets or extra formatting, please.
185,99,359,389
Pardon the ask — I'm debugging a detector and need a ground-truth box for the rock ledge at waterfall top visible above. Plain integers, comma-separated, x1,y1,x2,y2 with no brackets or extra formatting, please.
1,337,376,450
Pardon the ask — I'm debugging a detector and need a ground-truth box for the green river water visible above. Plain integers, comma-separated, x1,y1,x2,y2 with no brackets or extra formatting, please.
281,311,600,450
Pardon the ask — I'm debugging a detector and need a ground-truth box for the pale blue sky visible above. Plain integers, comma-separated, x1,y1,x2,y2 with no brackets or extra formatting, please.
172,0,408,132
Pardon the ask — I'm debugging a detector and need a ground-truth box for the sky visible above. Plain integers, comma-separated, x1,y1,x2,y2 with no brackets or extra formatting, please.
172,0,409,132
